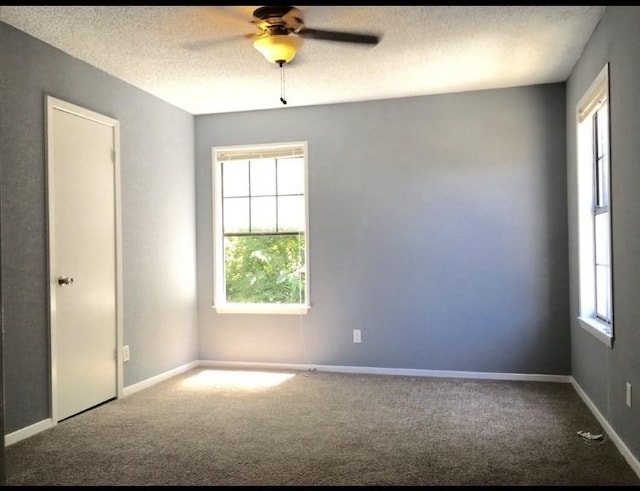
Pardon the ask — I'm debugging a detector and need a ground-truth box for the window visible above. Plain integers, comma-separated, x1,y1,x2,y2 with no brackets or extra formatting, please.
212,142,309,314
576,64,613,346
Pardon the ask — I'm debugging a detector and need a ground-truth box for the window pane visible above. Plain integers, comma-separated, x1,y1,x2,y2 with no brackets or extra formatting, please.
223,197,250,233
277,157,305,195
595,157,605,207
251,197,277,232
603,156,610,205
224,234,306,304
250,158,276,196
595,156,609,207
595,104,610,207
596,102,609,157
594,212,610,266
222,161,249,197
595,264,611,321
278,195,305,232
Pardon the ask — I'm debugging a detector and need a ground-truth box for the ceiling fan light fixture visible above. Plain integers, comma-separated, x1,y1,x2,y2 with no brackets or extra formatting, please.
253,34,302,65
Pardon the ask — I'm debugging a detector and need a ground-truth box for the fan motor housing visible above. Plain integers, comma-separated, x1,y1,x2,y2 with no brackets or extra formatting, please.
253,6,294,20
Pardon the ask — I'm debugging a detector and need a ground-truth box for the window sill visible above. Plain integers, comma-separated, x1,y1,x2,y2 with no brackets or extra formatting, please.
213,303,310,315
578,316,613,348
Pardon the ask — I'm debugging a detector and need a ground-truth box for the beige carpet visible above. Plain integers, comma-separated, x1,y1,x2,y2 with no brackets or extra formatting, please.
6,367,640,486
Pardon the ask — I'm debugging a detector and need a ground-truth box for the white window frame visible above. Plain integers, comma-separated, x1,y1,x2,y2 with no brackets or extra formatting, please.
212,141,310,315
575,63,613,347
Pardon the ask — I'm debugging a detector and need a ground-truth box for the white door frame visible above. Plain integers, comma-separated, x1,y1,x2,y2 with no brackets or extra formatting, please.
45,95,124,424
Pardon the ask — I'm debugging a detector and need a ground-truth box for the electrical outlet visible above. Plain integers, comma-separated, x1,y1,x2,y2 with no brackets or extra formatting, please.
123,345,130,362
626,382,632,407
353,329,361,343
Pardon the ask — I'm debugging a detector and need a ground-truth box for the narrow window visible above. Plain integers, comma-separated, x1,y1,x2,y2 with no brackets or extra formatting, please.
212,142,309,314
592,103,612,324
576,64,613,345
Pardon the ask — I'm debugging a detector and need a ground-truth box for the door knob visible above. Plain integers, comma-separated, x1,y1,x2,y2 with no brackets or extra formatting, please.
58,276,74,286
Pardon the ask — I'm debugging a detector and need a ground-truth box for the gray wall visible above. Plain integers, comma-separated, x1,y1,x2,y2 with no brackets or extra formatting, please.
566,6,640,462
0,107,5,480
0,22,198,433
195,84,570,374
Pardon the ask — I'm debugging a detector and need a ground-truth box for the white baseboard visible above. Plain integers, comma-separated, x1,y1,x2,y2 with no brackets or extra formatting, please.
122,360,199,397
4,360,198,447
198,359,572,383
5,418,53,447
571,378,640,479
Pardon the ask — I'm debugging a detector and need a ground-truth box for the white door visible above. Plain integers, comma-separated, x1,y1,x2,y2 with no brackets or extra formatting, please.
46,96,122,422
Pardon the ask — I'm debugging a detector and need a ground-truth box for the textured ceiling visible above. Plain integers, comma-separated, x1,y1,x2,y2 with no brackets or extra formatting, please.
0,5,606,115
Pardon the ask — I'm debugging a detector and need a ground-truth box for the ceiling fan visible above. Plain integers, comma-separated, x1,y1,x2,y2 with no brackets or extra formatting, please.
187,6,381,106
190,6,382,66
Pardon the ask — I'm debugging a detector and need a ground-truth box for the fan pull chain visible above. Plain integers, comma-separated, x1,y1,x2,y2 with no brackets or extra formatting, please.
279,61,287,105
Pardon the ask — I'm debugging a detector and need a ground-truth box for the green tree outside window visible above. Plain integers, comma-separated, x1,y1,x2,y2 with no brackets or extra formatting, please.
225,234,305,304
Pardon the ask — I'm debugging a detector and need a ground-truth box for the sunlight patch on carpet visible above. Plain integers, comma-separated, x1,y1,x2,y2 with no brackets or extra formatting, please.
181,369,296,391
